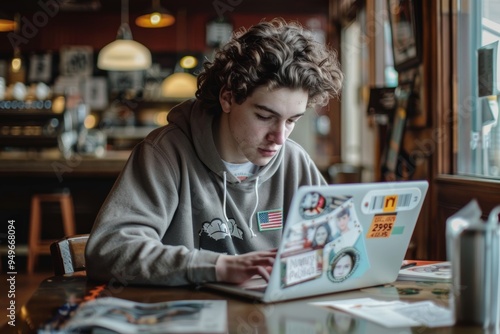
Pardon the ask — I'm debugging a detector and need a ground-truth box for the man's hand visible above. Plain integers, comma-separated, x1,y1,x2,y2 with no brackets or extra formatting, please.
215,249,277,284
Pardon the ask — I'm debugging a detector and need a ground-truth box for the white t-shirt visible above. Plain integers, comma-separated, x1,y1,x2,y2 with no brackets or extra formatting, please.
223,160,259,181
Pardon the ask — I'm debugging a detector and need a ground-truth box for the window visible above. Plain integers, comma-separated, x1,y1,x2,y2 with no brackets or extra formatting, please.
457,0,500,178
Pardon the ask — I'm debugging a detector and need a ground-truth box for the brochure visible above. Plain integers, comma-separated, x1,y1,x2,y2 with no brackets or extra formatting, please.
312,297,453,328
397,261,451,282
39,297,227,334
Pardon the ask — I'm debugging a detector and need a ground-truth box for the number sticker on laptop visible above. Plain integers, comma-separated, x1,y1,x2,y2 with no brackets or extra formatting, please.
366,213,397,238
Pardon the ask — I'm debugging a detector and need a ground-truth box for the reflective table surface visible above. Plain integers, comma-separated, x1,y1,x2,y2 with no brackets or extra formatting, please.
2,272,495,334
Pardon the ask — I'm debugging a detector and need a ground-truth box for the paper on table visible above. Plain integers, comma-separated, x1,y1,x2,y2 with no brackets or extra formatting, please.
39,297,227,334
397,261,451,282
311,297,454,328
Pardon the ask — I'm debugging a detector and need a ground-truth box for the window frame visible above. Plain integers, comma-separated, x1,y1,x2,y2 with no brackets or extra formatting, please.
432,0,500,260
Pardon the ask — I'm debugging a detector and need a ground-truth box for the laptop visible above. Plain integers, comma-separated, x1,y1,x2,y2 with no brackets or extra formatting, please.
204,180,429,303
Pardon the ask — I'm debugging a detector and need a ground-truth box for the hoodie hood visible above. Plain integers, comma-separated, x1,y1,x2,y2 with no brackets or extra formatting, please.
167,98,284,185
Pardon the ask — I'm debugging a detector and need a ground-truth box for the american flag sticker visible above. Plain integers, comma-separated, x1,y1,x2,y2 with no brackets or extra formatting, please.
257,209,283,231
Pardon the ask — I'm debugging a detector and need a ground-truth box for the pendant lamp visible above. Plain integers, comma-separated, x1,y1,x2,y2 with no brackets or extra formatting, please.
0,11,16,32
135,0,175,28
161,72,197,99
161,9,197,100
162,55,198,99
97,0,152,71
8,14,25,84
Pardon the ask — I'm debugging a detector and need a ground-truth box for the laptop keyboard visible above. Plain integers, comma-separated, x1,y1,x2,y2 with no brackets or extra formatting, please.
240,276,268,292
244,284,267,292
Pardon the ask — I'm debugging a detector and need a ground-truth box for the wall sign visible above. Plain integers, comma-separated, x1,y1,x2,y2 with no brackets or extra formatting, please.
60,46,93,76
29,53,53,83
206,17,233,48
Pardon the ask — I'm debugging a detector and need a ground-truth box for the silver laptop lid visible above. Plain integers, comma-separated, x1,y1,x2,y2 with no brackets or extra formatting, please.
263,180,429,303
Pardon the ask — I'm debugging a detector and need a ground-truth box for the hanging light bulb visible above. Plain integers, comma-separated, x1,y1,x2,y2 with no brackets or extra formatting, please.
97,0,152,71
11,54,22,73
10,13,22,73
179,55,197,69
8,13,25,84
135,0,175,28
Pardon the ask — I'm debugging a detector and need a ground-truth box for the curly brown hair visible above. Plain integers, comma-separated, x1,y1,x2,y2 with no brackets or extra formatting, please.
196,18,343,114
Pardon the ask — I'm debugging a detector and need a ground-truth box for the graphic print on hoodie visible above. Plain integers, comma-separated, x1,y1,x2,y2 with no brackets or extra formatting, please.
199,218,243,255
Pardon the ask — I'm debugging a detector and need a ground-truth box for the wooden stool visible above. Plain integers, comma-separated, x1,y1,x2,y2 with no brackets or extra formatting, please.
27,190,76,274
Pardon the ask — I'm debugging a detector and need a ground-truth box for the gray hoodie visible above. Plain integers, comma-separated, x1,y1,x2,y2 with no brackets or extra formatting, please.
85,98,326,286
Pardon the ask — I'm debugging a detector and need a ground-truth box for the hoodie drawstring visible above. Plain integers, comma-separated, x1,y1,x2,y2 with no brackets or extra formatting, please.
221,172,258,238
248,176,259,238
222,171,230,223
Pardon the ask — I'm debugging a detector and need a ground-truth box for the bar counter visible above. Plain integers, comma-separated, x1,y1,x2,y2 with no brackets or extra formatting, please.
0,150,131,245
0,150,130,177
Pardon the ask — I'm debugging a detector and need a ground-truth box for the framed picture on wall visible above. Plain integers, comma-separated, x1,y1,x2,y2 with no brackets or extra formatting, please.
108,70,144,93
387,0,422,72
83,77,108,111
28,53,53,83
60,46,93,76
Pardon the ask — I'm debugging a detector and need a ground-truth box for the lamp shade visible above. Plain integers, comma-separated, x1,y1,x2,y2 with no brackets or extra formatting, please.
161,72,197,99
0,11,15,32
0,18,15,32
98,39,152,71
135,0,174,28
136,10,175,28
97,23,152,71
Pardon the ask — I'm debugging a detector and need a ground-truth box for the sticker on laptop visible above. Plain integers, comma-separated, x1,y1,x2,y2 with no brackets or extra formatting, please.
298,192,352,220
280,196,370,287
366,213,397,238
279,249,323,288
324,199,371,283
361,187,423,214
326,247,360,283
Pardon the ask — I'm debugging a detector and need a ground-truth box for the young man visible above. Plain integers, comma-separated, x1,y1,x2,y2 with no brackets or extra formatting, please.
85,18,343,286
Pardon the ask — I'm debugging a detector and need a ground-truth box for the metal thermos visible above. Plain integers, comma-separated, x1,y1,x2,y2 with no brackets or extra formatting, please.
449,206,500,328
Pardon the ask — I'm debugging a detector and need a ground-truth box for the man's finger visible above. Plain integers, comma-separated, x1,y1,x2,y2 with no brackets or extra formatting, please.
255,266,271,281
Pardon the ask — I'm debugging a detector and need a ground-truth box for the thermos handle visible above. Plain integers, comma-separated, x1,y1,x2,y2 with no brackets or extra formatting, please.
485,205,500,327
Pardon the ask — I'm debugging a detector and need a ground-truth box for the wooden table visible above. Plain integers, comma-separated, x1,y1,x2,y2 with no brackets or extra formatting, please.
1,272,489,333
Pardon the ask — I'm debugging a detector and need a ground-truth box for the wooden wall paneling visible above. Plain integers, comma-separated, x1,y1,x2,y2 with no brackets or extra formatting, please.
424,0,440,261
0,11,329,53
430,0,452,261
434,0,453,176
397,0,457,261
435,175,500,260
324,2,343,167
0,1,330,17
365,0,381,182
